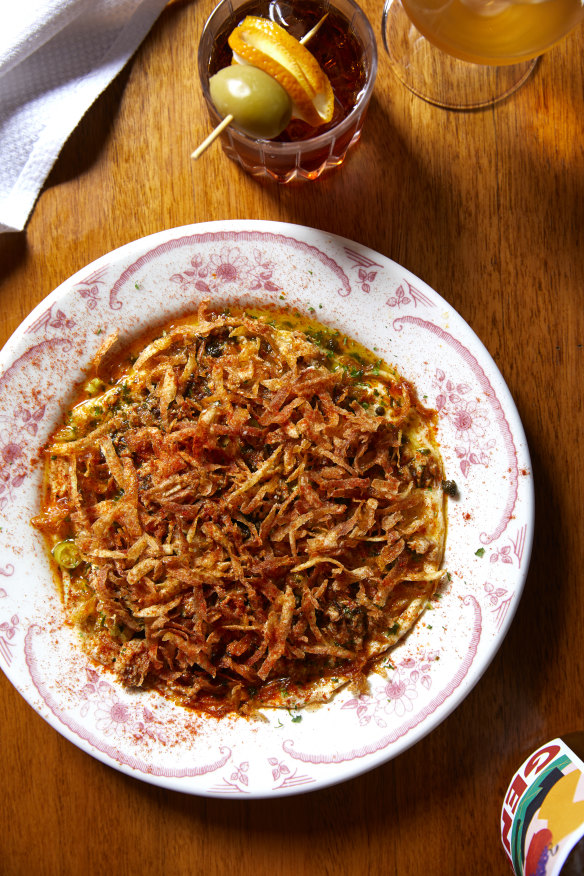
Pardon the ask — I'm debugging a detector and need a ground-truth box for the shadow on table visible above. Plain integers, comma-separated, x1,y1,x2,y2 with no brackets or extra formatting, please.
44,66,133,194
0,65,132,291
0,232,27,287
265,91,441,274
41,0,196,197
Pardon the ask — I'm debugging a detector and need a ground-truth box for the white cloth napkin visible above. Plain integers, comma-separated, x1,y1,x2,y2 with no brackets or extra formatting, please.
0,0,169,234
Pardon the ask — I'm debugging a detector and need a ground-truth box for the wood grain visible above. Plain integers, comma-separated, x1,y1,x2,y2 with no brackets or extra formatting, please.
0,1,583,872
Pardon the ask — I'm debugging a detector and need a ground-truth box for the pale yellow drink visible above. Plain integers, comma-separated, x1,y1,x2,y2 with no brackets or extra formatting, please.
401,0,583,64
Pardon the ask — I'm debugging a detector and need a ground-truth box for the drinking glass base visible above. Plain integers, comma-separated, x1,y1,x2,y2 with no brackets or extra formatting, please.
382,1,539,109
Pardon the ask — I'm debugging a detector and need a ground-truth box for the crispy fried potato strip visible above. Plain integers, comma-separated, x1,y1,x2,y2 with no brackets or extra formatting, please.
33,304,447,715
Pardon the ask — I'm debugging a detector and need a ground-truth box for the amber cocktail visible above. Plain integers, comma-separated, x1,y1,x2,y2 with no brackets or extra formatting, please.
400,0,584,65
383,0,584,108
198,0,377,182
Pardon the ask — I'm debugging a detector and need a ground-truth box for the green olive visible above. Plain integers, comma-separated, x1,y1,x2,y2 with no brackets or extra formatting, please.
209,65,292,140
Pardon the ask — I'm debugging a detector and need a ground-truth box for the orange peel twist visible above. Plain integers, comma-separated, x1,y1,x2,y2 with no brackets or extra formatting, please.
228,16,335,128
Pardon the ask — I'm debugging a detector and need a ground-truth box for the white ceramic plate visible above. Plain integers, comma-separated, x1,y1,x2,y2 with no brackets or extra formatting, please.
0,221,533,797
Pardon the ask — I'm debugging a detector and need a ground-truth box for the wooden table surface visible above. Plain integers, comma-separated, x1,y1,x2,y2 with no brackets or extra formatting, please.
1,2,583,873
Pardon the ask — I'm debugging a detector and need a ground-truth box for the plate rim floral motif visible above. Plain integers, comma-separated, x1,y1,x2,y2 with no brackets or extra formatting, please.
0,220,534,798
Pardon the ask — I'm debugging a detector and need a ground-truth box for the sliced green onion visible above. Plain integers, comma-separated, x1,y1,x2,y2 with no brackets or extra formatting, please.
52,540,82,569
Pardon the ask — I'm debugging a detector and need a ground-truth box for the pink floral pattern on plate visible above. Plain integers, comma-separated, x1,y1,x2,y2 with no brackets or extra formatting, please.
0,582,18,667
170,246,282,295
342,651,442,728
24,624,232,780
0,221,533,798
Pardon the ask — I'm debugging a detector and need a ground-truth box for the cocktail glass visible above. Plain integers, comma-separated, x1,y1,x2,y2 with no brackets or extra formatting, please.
198,0,377,182
382,0,584,109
